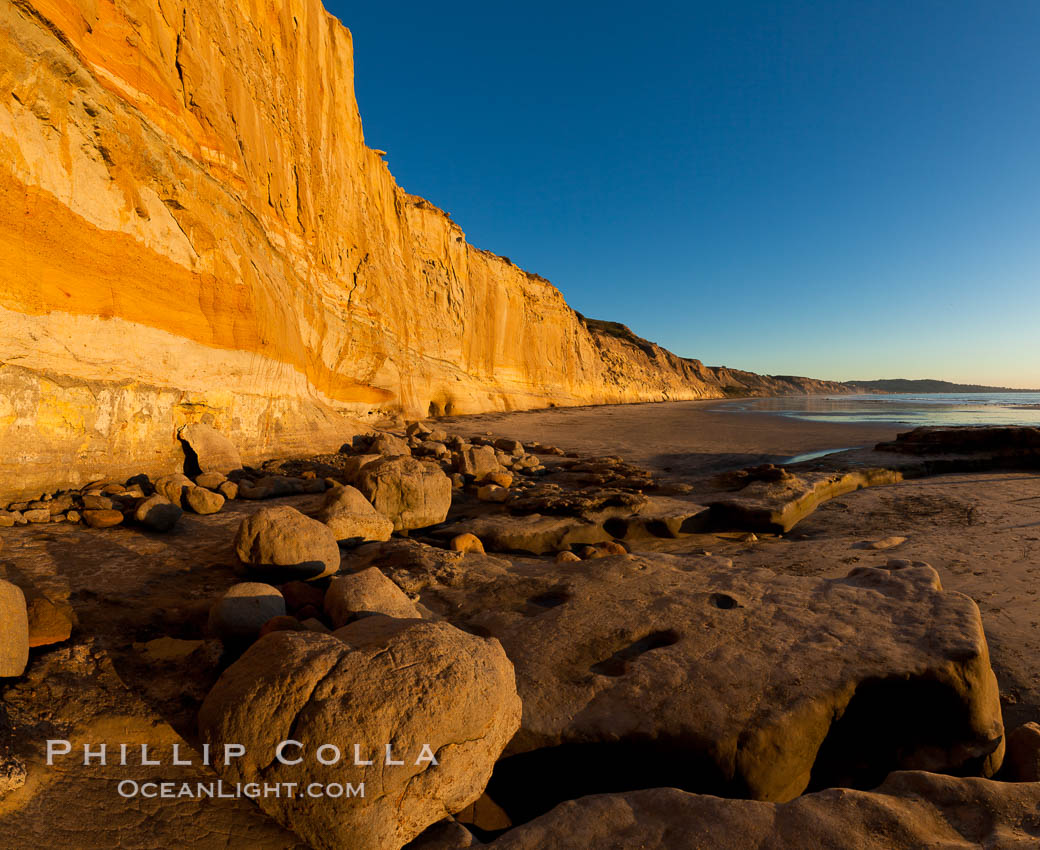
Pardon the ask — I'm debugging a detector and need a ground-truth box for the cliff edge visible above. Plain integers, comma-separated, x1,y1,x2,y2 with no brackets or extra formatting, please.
0,0,847,499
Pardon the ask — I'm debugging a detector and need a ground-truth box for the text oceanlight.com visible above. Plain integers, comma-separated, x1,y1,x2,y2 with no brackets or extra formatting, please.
116,780,366,799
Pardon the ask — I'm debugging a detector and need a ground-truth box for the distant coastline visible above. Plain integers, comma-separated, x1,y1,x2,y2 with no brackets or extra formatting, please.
841,378,1040,394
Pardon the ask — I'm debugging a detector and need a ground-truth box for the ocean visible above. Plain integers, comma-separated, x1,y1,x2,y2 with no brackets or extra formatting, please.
721,392,1040,427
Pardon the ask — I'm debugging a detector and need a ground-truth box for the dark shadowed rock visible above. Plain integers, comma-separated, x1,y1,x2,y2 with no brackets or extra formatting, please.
133,495,183,532
208,583,286,640
1005,722,1040,782
876,425,1040,456
485,772,1040,850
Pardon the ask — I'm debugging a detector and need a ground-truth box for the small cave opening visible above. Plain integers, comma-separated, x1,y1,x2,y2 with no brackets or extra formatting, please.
483,738,730,829
807,675,995,792
428,401,444,418
179,438,202,478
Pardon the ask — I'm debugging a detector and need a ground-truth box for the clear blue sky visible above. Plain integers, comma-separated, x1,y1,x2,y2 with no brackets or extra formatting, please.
328,0,1040,388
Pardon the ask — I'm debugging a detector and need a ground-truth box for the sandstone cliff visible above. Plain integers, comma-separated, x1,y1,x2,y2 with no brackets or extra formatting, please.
0,0,848,500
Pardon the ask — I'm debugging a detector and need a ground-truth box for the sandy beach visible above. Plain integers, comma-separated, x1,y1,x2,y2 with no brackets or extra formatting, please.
445,399,905,478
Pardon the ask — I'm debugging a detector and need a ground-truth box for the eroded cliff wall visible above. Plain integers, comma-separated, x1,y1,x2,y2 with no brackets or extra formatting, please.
0,0,848,499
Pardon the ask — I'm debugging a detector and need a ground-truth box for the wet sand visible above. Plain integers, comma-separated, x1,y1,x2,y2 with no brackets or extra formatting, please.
444,399,905,479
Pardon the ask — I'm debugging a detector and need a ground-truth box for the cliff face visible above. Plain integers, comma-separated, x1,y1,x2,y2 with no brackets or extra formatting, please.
0,0,848,500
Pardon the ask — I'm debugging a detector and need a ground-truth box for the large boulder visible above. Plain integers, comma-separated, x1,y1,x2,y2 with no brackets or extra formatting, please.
485,772,1040,850
234,506,340,580
316,485,393,544
198,620,521,850
414,553,1004,814
0,580,29,677
356,457,452,531
179,423,242,474
323,568,421,627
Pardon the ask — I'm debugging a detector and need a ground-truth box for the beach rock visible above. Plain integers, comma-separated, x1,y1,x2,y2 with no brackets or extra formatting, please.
876,426,1040,456
851,536,907,551
323,568,421,627
555,551,582,564
370,433,410,456
457,446,502,480
237,475,310,500
153,473,195,506
179,424,242,474
437,514,613,556
195,471,228,490
208,583,286,640
185,486,225,515
133,495,183,532
234,506,340,580
419,440,451,460
26,597,73,647
198,621,521,850
485,772,1040,850
81,494,114,511
257,615,303,638
450,533,485,554
0,511,16,527
477,484,509,503
23,509,50,524
418,554,1003,810
0,753,27,797
356,457,452,532
708,468,903,533
1005,722,1040,782
316,485,394,544
485,471,514,488
408,819,478,849
82,509,124,529
217,480,239,500
455,792,512,832
281,581,326,614
0,580,29,677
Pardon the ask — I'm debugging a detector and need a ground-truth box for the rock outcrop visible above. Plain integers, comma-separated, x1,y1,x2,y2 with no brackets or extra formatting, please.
483,771,1040,850
410,553,1004,816
0,0,851,502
